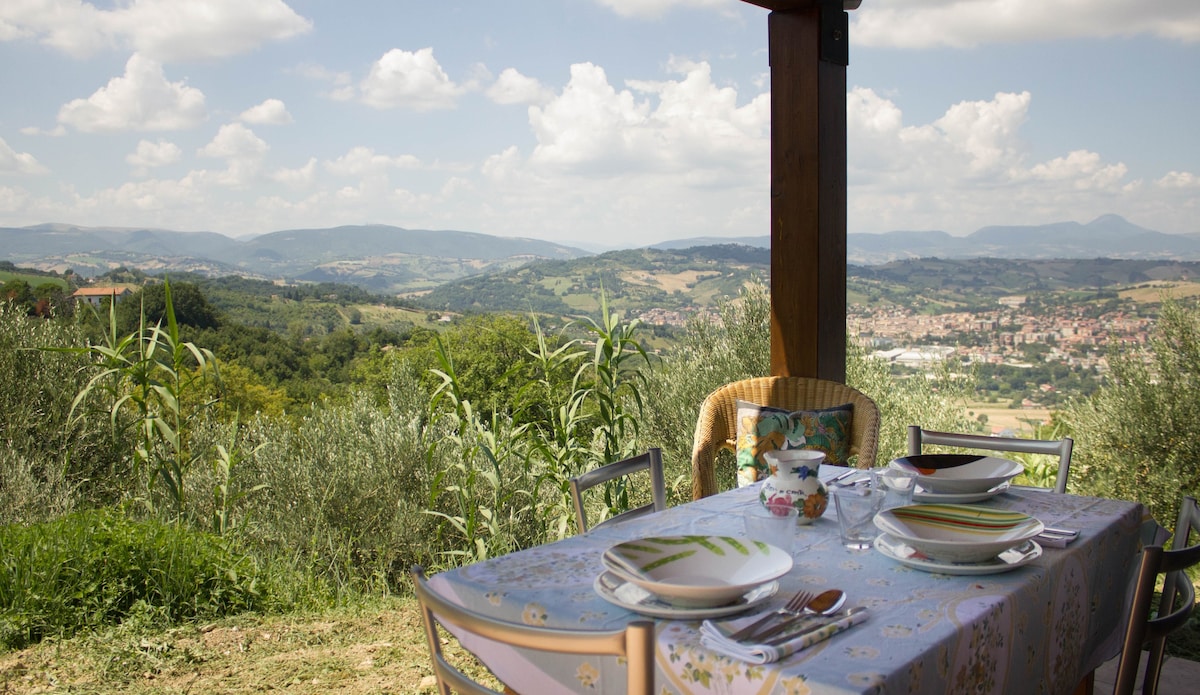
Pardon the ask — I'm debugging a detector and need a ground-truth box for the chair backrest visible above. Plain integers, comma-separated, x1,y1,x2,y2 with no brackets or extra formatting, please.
569,449,666,533
1113,497,1200,695
411,566,655,695
907,425,1074,494
691,376,881,500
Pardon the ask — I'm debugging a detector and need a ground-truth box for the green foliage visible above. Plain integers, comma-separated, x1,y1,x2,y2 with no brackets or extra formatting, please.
117,281,221,333
1066,297,1200,523
640,282,772,497
845,340,977,466
0,507,272,650
0,303,126,525
54,280,221,520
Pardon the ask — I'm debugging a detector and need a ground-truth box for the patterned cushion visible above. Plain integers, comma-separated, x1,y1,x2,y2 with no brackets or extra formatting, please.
735,400,854,487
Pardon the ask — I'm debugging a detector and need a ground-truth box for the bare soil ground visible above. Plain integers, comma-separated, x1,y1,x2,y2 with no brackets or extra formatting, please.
0,597,499,695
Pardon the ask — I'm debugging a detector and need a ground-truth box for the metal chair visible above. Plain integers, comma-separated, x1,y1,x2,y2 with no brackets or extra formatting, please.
411,566,655,695
1113,497,1200,695
569,448,666,533
691,376,881,500
906,425,1074,494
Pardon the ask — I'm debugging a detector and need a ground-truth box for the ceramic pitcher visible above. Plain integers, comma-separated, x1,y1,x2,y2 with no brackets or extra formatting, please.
760,449,828,524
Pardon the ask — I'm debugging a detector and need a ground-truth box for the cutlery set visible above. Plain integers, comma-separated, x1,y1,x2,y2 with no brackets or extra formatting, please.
717,588,863,646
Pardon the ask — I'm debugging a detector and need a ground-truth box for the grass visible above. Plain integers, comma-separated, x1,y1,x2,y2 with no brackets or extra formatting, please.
0,596,503,694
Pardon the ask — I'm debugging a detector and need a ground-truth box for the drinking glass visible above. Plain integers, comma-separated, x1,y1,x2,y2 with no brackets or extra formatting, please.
743,503,799,553
832,485,886,549
873,466,919,510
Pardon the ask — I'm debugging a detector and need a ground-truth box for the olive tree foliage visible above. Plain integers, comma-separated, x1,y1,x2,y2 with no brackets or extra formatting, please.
1065,297,1200,524
639,280,975,499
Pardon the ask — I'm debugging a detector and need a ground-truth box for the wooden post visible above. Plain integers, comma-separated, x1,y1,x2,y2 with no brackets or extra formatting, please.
742,0,849,381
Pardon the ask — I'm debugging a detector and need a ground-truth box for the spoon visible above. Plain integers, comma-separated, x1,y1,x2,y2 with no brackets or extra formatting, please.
749,588,846,642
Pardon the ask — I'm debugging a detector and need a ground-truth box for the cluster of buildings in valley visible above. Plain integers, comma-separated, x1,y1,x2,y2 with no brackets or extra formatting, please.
850,298,1154,372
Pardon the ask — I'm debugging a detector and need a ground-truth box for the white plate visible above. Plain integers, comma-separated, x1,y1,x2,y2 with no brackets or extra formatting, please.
593,571,778,619
913,481,1010,504
889,455,1024,494
874,534,1042,575
603,535,793,608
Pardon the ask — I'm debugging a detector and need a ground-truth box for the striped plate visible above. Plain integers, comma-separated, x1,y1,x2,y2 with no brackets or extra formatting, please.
873,504,1044,564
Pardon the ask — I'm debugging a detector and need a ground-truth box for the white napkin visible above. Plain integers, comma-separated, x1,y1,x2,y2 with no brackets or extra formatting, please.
699,609,869,664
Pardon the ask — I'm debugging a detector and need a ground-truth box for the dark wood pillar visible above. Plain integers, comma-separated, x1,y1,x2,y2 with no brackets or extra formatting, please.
743,1,849,382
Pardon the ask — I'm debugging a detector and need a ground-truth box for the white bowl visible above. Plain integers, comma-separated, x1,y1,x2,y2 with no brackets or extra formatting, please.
601,535,793,608
873,503,1044,564
889,455,1024,494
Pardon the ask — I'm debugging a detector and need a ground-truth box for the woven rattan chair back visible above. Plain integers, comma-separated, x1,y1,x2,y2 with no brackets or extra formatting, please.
690,376,880,500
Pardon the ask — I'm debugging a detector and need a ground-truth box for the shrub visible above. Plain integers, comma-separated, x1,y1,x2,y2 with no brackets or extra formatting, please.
0,303,127,525
1066,297,1200,524
0,507,272,650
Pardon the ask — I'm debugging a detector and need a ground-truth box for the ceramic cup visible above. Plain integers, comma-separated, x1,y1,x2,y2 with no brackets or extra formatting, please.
832,485,887,550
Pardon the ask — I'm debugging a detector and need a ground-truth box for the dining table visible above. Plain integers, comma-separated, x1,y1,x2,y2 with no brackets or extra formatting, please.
426,465,1163,695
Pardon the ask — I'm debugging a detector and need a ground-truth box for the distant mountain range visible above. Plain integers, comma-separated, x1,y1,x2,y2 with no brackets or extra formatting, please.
653,214,1200,265
4,214,1198,294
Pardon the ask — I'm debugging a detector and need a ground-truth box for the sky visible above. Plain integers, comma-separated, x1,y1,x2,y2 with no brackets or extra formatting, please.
0,0,1198,249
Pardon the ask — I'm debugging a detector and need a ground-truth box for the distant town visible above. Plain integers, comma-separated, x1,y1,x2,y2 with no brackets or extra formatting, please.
848,296,1151,373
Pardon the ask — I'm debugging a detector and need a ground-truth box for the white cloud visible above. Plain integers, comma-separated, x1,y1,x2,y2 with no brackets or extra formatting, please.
527,59,766,183
594,0,728,20
487,68,553,105
324,147,421,177
199,123,267,159
358,47,468,111
271,157,316,186
842,86,1200,235
239,98,293,125
0,137,49,175
853,1,1200,49
125,138,181,175
198,122,268,186
1157,171,1200,189
0,0,311,61
57,53,206,132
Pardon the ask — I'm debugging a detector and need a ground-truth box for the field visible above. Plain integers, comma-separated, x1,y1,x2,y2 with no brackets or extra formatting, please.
963,402,1052,434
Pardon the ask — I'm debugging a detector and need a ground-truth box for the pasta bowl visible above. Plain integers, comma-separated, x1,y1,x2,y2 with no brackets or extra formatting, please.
602,535,793,608
873,504,1044,564
889,455,1024,494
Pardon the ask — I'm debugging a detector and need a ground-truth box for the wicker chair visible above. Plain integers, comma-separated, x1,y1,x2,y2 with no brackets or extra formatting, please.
690,376,881,500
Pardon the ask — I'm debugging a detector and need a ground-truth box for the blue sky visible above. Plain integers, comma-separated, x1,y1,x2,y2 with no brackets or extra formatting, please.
0,0,1197,248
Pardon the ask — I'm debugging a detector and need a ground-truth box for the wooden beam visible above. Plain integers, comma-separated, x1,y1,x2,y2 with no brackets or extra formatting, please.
764,2,848,381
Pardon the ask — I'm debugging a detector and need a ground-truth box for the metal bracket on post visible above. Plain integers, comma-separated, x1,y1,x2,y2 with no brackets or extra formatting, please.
820,0,849,66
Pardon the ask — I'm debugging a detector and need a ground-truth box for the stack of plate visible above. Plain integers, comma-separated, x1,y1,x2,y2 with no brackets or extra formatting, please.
872,503,1045,574
889,454,1024,503
594,535,792,618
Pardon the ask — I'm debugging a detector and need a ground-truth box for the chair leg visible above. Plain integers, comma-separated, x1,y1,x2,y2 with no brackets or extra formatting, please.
1069,669,1095,695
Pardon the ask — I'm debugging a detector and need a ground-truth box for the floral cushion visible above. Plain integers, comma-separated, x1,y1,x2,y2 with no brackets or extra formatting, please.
735,400,854,487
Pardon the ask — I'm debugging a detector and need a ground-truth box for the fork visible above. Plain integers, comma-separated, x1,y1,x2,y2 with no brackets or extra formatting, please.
727,589,814,642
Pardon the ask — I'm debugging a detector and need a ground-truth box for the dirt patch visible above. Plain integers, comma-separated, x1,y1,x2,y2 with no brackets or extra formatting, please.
0,597,501,694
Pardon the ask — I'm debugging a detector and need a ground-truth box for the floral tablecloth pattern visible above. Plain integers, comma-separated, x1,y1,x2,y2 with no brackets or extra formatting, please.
429,468,1157,695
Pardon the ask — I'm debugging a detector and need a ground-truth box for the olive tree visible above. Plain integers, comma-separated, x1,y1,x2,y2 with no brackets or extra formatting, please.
1066,297,1200,524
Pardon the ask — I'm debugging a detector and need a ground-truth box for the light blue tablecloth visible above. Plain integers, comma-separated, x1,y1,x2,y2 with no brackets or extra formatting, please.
429,467,1157,694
